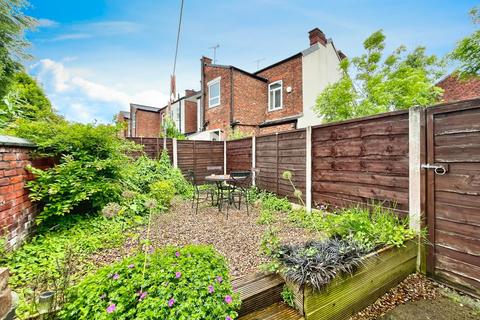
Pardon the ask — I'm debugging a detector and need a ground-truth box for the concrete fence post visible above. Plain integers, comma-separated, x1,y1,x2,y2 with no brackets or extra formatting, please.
224,140,227,175
409,106,425,272
306,126,312,213
172,138,178,168
252,136,256,186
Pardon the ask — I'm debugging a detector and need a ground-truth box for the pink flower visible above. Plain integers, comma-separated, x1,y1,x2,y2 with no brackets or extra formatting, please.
175,251,180,257
216,276,223,283
106,304,116,313
208,285,214,293
112,273,120,280
168,298,175,307
175,272,182,279
226,317,232,320
128,264,135,269
225,295,232,304
138,291,148,300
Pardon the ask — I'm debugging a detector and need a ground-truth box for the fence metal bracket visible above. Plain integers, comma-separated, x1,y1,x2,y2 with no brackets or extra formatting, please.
421,163,449,175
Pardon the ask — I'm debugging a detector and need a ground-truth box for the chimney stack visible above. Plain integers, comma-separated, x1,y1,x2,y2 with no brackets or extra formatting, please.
308,28,327,46
201,56,212,65
185,89,196,97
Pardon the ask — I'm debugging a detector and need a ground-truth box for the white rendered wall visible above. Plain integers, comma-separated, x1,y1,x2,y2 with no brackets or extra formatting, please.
297,42,343,128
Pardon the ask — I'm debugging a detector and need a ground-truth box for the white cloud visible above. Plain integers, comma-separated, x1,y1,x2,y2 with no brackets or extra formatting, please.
31,59,169,123
37,18,58,28
46,20,142,42
50,33,91,41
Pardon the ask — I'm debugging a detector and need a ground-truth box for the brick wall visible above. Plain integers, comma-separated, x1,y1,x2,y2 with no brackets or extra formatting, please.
184,100,198,134
203,65,232,134
134,109,161,137
259,123,297,135
0,139,50,249
437,74,480,103
232,70,267,136
256,55,303,122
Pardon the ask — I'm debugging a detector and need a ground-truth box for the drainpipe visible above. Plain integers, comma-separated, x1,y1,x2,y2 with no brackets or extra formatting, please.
230,67,234,127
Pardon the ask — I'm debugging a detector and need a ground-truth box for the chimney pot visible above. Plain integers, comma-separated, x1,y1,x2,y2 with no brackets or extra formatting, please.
202,56,213,65
308,28,327,46
185,89,196,97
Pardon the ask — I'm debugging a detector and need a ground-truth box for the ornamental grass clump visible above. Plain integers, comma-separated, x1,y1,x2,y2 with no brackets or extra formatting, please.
277,238,367,291
60,245,240,320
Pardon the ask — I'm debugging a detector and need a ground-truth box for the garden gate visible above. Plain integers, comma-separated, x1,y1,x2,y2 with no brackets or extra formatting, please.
425,99,480,297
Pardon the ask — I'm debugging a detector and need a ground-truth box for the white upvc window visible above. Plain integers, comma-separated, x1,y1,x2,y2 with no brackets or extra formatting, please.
268,80,283,111
208,77,221,108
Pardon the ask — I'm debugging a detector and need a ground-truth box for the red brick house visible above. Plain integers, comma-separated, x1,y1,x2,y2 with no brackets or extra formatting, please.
437,73,480,103
195,28,345,139
129,104,163,137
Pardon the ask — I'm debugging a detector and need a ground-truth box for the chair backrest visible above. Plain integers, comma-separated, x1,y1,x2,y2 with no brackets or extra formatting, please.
187,169,196,185
230,171,252,189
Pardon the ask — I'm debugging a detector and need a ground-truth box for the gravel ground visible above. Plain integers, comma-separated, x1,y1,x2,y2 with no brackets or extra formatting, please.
92,197,314,278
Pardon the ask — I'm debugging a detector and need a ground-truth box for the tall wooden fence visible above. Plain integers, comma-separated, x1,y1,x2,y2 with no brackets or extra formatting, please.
311,111,409,216
130,100,480,296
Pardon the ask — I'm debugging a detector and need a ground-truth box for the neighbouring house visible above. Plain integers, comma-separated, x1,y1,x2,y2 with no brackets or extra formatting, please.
116,111,131,137
437,73,480,103
161,89,201,135
129,103,163,137
196,27,345,138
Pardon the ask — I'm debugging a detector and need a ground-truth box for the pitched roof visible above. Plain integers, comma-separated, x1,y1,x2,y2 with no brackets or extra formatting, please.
130,103,161,113
208,64,268,82
437,74,480,103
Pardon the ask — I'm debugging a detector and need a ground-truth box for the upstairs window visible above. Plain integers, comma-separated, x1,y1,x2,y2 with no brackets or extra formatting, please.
268,80,283,111
208,77,221,108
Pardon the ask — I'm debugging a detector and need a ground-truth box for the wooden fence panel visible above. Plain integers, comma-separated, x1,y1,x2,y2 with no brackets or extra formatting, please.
425,99,480,297
192,141,224,183
226,138,252,172
127,137,173,160
311,111,410,215
255,130,306,202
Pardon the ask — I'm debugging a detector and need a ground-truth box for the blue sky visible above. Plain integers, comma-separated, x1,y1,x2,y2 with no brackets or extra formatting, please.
25,0,477,123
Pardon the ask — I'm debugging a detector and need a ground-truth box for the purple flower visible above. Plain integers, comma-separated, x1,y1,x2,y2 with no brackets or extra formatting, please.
128,264,135,269
175,251,180,257
225,295,232,304
106,304,116,313
208,285,214,294
112,273,120,280
138,291,148,301
226,317,232,320
175,272,182,279
168,298,175,307
216,276,223,283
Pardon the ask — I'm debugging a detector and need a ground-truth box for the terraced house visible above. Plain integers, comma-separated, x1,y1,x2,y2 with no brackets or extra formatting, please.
124,28,345,139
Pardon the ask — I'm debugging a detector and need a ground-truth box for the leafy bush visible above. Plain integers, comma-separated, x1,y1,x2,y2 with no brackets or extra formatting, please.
121,152,192,198
149,180,175,209
61,245,240,320
257,209,275,225
289,205,414,251
0,213,144,318
277,239,366,291
27,155,122,223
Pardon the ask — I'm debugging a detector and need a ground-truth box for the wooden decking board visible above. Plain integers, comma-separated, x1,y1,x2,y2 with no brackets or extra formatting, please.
239,303,304,320
233,273,285,317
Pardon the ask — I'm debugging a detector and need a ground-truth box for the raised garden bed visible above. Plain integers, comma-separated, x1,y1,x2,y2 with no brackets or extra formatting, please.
284,239,417,320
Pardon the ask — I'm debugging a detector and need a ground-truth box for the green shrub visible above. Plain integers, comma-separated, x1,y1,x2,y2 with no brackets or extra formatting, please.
0,213,144,318
27,156,122,223
149,180,175,209
289,205,414,251
260,193,291,213
257,209,275,225
61,245,240,320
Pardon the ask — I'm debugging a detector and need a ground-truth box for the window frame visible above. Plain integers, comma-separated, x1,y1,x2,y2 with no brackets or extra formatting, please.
268,80,283,112
208,77,221,108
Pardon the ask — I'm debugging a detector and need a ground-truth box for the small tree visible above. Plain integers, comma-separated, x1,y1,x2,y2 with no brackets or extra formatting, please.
449,7,480,77
160,115,185,140
315,30,445,122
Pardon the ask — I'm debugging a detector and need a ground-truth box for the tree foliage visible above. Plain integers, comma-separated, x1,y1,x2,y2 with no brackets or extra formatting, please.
449,7,480,77
0,0,36,99
315,30,445,122
0,72,60,126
